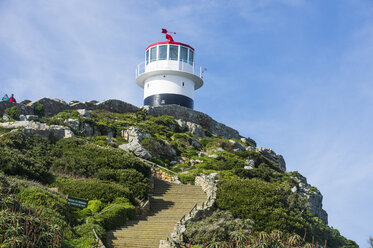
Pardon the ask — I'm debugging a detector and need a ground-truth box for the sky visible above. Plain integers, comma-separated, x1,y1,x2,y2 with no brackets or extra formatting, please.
0,0,372,246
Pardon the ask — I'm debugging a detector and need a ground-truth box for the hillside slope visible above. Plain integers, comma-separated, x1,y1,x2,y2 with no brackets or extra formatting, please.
0,98,358,247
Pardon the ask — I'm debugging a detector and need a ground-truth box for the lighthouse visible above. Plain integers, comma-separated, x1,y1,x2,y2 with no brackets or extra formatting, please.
135,29,204,109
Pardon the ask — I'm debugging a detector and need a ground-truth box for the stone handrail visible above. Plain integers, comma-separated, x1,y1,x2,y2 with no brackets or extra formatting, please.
92,228,106,248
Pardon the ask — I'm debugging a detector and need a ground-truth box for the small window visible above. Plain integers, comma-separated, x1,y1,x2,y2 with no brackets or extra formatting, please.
182,82,185,86
146,49,149,65
180,47,187,63
189,50,194,65
159,45,167,60
150,47,157,62
169,45,178,60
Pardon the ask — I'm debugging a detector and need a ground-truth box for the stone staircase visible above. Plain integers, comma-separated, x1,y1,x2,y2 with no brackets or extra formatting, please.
106,178,207,248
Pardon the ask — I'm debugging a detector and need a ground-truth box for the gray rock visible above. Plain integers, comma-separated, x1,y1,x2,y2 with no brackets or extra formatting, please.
256,147,286,171
208,154,218,159
241,137,256,147
244,159,255,169
0,101,34,117
29,98,69,117
27,98,139,117
26,115,39,121
245,146,255,151
198,152,208,157
144,105,241,139
19,115,27,121
229,139,246,151
119,142,152,160
64,118,80,131
121,127,149,143
77,109,91,117
2,115,9,121
176,119,205,138
292,174,328,224
0,121,74,139
81,123,94,136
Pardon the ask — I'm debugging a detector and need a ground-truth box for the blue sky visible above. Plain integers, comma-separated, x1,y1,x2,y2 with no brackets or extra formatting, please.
1,0,372,246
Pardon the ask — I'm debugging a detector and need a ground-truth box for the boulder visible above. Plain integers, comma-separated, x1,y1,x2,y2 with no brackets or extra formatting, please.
255,147,286,171
29,98,69,117
26,115,39,121
119,143,152,160
176,119,205,138
77,109,91,117
244,159,255,169
121,127,151,143
94,99,138,114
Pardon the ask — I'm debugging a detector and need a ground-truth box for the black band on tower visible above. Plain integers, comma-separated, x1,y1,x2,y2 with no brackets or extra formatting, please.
144,94,194,109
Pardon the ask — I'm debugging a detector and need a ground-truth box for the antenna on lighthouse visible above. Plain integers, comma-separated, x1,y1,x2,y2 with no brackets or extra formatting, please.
162,28,176,42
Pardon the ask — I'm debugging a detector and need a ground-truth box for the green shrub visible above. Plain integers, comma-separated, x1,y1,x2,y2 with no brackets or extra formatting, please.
4,106,20,120
184,210,253,244
179,173,196,184
50,137,150,177
17,187,71,218
20,99,32,105
52,177,132,203
0,175,69,247
0,132,53,183
216,177,357,246
33,103,45,117
87,200,105,215
95,168,148,198
94,202,135,230
66,222,105,248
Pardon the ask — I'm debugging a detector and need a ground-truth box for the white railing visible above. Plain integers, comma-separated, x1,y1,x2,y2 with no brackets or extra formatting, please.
135,61,204,79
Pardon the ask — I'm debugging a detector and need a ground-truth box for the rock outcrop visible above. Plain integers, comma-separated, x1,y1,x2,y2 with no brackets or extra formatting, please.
119,127,152,160
0,121,74,139
256,147,286,171
291,175,328,224
27,98,139,116
0,101,33,117
143,105,241,140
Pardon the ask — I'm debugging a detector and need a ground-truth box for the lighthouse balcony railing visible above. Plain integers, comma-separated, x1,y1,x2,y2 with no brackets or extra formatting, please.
135,61,203,79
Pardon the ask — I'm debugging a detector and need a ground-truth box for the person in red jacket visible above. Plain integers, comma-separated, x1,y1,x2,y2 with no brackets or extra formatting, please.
9,94,16,103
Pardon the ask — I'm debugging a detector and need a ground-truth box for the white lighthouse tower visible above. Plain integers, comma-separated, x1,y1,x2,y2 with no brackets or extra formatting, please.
135,29,204,109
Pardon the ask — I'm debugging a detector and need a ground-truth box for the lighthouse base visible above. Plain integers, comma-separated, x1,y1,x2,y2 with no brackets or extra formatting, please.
144,94,194,109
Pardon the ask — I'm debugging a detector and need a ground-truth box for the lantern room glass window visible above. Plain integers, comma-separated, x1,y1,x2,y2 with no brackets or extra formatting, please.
189,50,194,65
180,47,188,63
159,45,167,60
169,45,178,61
146,49,149,64
150,47,157,62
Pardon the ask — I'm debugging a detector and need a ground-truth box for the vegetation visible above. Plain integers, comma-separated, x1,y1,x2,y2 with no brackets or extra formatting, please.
0,107,358,247
20,99,32,105
185,210,253,244
4,106,20,120
33,103,45,118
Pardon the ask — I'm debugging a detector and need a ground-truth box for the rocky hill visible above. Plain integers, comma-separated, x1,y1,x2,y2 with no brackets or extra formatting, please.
0,98,357,247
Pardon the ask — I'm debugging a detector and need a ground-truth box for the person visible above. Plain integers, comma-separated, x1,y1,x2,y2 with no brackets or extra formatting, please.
2,94,9,101
9,94,16,103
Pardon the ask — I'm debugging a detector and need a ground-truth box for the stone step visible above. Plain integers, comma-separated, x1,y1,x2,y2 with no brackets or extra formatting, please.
106,178,207,248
